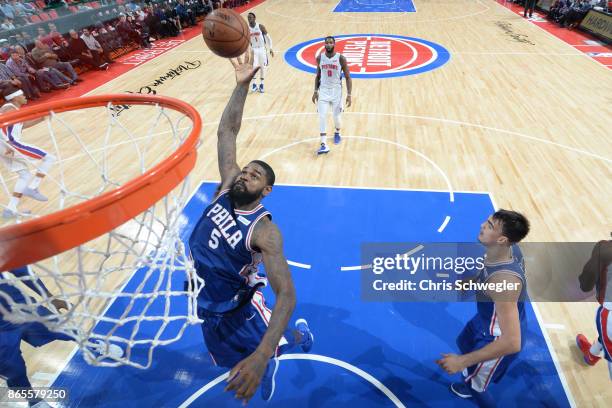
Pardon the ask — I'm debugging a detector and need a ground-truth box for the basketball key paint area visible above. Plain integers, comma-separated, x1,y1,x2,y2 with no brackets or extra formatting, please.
334,0,417,13
285,35,450,78
51,183,569,407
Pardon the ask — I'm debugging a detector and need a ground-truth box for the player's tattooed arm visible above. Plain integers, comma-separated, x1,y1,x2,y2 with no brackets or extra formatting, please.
580,240,612,292
225,217,296,403
251,217,296,358
218,52,259,190
312,55,321,104
339,54,352,107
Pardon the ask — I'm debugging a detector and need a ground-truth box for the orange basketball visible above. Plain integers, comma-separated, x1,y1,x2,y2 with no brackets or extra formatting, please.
202,9,250,58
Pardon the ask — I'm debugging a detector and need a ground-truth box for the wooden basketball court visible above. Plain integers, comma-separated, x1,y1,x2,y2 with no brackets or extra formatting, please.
2,0,611,406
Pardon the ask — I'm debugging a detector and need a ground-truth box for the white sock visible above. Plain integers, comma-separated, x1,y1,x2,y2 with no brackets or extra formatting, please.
8,173,31,212
590,340,603,356
320,134,327,145
28,174,44,190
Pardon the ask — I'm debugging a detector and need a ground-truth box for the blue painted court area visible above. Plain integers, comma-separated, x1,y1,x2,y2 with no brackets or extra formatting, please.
52,183,569,407
334,0,416,13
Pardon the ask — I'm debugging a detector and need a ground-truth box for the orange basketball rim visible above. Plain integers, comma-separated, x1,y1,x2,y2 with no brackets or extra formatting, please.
0,94,202,271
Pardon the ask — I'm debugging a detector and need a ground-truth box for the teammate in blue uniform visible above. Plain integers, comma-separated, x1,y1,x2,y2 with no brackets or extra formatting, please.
436,210,530,407
0,266,119,407
188,50,314,404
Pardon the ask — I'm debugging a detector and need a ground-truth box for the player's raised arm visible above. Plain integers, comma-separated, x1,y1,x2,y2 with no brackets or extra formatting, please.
217,51,260,190
339,54,352,107
312,54,321,104
225,217,296,403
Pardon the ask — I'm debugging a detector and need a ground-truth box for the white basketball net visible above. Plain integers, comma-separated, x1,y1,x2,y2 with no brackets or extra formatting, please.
0,101,204,369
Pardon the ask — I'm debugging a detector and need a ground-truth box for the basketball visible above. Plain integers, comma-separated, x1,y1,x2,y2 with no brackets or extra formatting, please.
202,9,250,58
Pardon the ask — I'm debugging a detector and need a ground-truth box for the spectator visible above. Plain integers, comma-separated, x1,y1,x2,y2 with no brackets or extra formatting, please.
555,0,575,23
67,29,109,70
37,27,56,48
14,33,29,53
176,0,196,27
152,5,177,37
11,0,36,18
563,0,592,28
142,7,163,40
30,39,81,84
203,0,214,14
81,28,113,65
127,14,151,48
47,23,64,46
0,60,40,99
125,1,140,13
117,13,143,46
164,4,182,33
0,0,15,20
0,38,10,60
95,25,123,51
7,47,70,92
524,0,536,18
18,31,35,51
1,16,14,31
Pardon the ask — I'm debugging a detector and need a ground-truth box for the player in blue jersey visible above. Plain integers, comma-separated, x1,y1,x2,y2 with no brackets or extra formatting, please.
0,266,122,408
188,50,314,404
436,210,530,407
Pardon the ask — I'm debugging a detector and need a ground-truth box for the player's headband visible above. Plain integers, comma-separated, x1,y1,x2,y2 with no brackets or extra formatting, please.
5,89,24,101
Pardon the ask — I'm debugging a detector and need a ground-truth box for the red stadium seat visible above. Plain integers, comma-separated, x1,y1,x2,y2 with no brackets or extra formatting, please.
49,10,59,19
35,0,46,9
30,14,42,23
39,12,50,21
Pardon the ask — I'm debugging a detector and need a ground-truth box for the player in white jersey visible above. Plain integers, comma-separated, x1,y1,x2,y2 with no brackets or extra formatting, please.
576,239,612,380
312,36,352,155
247,13,274,94
0,85,55,218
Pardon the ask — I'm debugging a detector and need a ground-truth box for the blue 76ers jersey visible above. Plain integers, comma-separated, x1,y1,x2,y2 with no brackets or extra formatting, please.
0,267,31,330
474,244,527,337
188,189,271,313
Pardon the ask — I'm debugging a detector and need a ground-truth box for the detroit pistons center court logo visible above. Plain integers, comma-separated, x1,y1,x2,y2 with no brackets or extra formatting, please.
285,34,450,78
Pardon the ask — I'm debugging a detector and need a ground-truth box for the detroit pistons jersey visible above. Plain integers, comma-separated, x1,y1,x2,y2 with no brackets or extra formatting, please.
598,260,612,310
474,245,527,337
249,23,265,49
319,52,342,90
1,103,23,144
188,189,271,313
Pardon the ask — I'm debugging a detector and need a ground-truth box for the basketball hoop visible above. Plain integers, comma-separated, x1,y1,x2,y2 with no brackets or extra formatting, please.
0,94,205,369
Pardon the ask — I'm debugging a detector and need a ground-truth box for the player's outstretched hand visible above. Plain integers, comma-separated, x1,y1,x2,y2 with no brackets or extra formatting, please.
346,94,352,108
270,49,275,58
230,48,261,85
225,350,268,405
312,90,318,104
